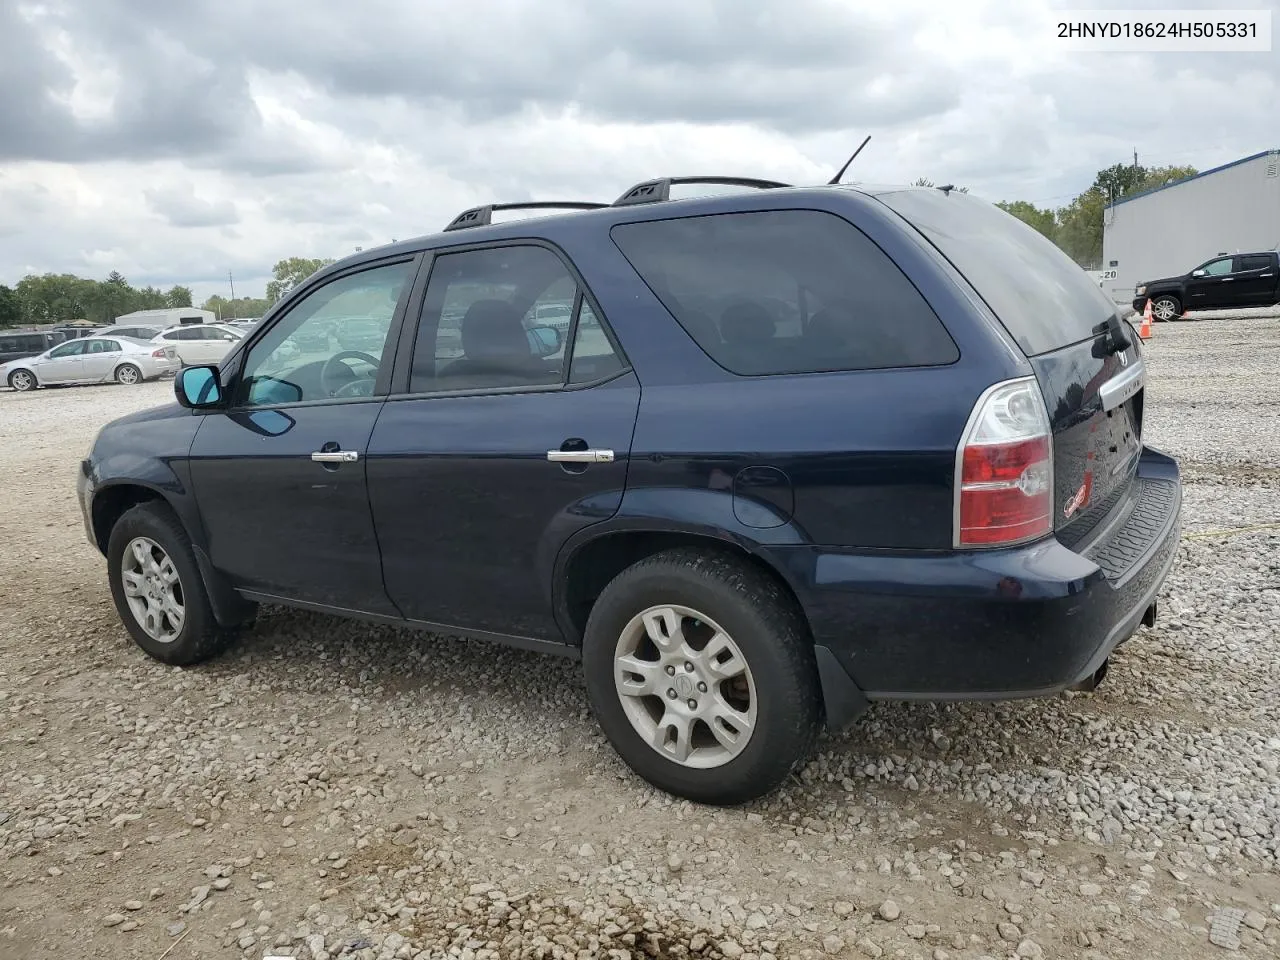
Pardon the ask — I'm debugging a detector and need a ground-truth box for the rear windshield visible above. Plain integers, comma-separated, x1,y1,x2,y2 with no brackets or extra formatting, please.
874,189,1117,357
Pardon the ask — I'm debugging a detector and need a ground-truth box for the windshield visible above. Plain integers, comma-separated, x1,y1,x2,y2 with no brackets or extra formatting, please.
874,189,1118,357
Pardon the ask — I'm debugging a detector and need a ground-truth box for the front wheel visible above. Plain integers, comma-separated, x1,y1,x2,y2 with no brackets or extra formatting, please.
1151,295,1181,322
107,502,240,665
115,363,142,385
582,549,822,805
8,369,35,391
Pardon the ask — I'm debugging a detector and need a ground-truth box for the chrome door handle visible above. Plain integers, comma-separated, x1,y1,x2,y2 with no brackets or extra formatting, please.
547,449,614,463
311,450,359,463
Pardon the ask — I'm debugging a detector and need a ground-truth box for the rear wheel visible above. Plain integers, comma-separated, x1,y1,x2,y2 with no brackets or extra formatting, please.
8,369,35,391
1151,295,1181,322
115,363,142,385
107,502,240,665
582,549,822,805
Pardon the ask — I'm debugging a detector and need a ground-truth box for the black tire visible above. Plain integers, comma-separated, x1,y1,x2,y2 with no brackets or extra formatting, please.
1151,295,1181,322
8,369,36,391
106,502,239,665
115,363,142,385
582,548,822,805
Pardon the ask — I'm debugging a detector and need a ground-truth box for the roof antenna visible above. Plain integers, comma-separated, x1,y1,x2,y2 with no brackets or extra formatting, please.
828,135,871,185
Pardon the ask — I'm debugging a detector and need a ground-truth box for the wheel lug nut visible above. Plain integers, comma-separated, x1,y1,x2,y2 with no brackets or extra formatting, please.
687,699,697,709
684,662,694,672
665,665,675,676
666,689,677,699
697,682,707,693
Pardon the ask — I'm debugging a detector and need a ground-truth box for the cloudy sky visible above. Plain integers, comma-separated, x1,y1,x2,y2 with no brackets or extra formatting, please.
1,0,1276,304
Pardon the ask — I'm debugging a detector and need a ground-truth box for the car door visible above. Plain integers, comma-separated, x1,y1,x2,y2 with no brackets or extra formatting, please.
367,243,640,641
38,339,89,382
1232,254,1279,307
187,256,419,613
1184,255,1235,309
82,338,122,380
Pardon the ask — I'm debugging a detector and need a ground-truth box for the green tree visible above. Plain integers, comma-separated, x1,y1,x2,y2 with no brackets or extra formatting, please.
165,285,194,308
89,271,140,322
1136,164,1197,193
203,294,271,320
1092,162,1149,203
15,273,97,322
265,257,334,304
1055,187,1107,267
995,200,1058,241
0,284,22,327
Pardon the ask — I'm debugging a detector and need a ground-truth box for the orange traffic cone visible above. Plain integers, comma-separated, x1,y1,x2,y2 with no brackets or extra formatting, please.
1138,300,1153,340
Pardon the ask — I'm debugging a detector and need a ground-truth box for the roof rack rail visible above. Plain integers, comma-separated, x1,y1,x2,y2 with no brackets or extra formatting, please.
612,176,791,207
443,201,608,232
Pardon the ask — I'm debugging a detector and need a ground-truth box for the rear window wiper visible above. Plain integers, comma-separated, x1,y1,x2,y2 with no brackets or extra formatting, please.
1092,315,1132,358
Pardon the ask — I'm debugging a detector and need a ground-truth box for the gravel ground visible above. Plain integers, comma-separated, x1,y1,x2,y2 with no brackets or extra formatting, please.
2,319,1280,960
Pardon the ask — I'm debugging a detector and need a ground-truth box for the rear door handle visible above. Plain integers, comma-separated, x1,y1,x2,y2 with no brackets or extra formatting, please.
547,449,614,463
311,450,359,463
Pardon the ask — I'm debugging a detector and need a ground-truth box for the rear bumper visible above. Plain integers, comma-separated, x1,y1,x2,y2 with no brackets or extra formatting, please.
779,446,1181,702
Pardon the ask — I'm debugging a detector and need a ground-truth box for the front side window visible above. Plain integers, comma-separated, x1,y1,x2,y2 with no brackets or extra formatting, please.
1201,257,1233,276
49,340,87,358
611,210,958,375
409,245,623,394
237,261,413,406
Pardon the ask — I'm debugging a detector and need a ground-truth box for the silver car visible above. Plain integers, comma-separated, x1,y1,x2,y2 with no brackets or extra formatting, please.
1,336,178,392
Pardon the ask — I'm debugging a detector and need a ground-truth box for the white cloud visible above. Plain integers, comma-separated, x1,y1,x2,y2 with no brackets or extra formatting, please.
0,0,1275,303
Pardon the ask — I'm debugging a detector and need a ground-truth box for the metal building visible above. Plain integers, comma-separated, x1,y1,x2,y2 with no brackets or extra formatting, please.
113,307,215,327
1100,149,1280,310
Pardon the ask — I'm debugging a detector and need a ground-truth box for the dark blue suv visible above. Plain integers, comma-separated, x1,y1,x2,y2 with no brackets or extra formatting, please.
78,177,1181,805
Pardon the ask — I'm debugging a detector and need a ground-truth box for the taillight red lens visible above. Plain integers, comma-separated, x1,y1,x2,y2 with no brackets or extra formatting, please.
152,349,165,357
955,379,1053,548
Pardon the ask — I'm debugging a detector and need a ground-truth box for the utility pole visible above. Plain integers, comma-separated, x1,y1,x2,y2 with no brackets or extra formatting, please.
228,271,237,320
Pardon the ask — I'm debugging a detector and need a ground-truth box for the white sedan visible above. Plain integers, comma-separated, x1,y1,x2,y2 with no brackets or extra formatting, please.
152,324,243,366
1,336,179,391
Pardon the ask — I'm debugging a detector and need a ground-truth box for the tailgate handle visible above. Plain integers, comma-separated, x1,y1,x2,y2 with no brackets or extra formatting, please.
1099,357,1146,412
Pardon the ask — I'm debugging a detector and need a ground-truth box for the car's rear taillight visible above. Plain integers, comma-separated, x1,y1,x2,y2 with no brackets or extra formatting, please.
152,349,165,358
955,377,1053,548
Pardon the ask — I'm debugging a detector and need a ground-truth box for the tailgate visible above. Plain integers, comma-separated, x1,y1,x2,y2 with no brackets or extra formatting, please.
1027,334,1144,546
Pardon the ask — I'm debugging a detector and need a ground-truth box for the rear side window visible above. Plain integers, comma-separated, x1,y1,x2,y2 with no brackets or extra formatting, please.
875,189,1118,357
611,210,957,376
1239,254,1272,271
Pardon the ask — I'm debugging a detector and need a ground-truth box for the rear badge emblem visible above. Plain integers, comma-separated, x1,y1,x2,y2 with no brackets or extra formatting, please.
1119,350,1129,366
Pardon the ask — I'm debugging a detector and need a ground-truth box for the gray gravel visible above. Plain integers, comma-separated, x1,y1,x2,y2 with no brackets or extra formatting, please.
2,320,1280,960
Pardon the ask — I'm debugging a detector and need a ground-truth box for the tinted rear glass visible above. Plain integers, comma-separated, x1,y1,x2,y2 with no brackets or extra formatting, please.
874,189,1117,357
611,210,958,376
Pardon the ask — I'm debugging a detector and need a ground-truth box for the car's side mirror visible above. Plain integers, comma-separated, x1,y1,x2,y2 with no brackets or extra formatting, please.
1191,269,1205,277
175,365,224,409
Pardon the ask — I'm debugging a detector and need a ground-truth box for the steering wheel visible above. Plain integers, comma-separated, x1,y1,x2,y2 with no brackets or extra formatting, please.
321,351,379,398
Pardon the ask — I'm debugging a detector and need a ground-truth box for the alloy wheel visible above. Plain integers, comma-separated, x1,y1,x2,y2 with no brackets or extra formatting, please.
120,537,185,643
613,604,757,769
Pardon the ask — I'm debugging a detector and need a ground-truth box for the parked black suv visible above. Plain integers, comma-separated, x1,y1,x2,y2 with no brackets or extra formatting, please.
1134,250,1280,320
0,330,61,365
79,178,1181,804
